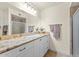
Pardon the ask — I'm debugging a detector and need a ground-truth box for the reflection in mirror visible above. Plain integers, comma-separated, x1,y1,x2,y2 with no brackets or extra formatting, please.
11,14,26,34
0,26,1,35
2,25,8,35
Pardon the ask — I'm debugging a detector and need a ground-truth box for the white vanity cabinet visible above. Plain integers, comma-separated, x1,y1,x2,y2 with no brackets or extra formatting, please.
39,36,49,57
0,35,49,57
33,39,40,57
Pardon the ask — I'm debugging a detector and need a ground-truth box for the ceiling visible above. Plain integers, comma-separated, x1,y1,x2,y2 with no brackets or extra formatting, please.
0,2,65,11
28,2,63,11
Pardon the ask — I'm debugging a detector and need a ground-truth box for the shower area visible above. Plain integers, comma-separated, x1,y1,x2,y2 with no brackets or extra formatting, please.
70,2,79,56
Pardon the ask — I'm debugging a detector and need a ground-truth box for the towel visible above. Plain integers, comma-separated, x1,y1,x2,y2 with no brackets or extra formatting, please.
50,24,62,40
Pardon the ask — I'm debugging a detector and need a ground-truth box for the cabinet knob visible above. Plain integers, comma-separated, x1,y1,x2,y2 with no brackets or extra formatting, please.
19,47,26,52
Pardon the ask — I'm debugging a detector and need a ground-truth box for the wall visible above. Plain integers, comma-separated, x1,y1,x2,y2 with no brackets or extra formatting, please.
0,10,3,35
0,9,8,25
0,8,9,35
38,3,71,55
27,14,41,32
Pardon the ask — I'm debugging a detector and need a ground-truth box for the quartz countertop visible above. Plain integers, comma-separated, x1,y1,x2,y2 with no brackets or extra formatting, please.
0,33,48,54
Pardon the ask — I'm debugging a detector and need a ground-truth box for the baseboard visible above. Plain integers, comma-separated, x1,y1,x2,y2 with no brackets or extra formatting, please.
56,52,72,57
49,49,72,57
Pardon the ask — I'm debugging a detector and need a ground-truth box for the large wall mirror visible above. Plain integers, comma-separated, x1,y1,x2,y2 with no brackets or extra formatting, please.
11,14,26,34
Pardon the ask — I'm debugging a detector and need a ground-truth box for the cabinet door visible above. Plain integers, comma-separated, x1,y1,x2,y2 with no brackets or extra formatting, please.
17,48,34,57
41,36,49,49
39,36,49,57
33,39,40,57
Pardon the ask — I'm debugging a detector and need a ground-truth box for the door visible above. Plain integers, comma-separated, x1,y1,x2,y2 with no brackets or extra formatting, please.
73,9,79,56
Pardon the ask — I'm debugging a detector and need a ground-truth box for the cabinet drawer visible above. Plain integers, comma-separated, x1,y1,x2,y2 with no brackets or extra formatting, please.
17,41,34,57
19,42,34,52
0,41,34,57
17,47,34,57
0,45,27,57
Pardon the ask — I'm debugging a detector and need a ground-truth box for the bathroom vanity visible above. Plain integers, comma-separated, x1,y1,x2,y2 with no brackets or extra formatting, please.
0,3,50,57
0,34,49,57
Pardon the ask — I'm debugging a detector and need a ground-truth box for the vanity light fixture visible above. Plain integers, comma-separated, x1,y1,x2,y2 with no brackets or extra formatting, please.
24,2,37,16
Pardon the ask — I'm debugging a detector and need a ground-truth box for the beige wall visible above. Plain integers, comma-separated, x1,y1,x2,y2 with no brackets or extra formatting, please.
40,3,71,55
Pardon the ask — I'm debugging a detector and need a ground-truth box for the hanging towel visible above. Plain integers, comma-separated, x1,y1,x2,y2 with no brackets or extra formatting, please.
50,24,62,40
54,24,60,39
